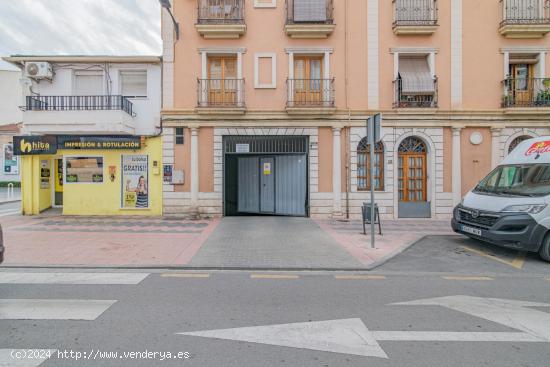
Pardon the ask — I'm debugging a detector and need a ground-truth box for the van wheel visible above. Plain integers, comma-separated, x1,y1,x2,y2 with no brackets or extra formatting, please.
540,233,550,262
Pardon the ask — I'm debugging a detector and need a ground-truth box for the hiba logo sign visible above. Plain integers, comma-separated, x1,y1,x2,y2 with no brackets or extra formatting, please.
20,139,50,154
13,136,57,155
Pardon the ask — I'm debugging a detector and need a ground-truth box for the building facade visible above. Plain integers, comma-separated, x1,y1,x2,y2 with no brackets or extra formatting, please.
160,0,550,219
3,56,163,216
0,69,23,183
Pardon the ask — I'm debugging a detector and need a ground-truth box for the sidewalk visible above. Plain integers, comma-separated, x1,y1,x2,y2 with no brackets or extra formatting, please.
0,214,456,269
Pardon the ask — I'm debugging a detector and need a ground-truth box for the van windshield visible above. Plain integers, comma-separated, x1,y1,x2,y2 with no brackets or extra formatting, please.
474,164,550,197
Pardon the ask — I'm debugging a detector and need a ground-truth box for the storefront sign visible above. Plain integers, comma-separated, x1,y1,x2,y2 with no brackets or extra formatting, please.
13,135,142,155
122,155,149,209
163,164,173,183
13,136,57,155
3,144,19,174
57,136,141,150
40,159,50,189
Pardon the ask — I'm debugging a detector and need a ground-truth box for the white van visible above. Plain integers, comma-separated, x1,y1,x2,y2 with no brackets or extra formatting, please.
452,136,550,262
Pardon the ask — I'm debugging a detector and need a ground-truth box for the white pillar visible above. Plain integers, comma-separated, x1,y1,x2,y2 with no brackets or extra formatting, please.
491,128,502,169
190,127,199,215
451,127,462,206
332,127,342,216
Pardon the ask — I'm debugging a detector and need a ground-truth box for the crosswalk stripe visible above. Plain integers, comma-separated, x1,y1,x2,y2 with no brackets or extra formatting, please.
0,299,116,320
0,349,56,367
0,272,149,285
0,210,20,217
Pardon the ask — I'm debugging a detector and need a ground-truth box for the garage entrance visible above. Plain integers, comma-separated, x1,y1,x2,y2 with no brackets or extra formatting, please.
223,136,308,217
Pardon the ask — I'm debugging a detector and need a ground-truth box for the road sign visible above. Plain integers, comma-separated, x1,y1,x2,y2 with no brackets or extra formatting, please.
177,295,550,359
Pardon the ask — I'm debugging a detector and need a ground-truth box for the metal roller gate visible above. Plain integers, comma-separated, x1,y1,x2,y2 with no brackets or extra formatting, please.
224,136,308,217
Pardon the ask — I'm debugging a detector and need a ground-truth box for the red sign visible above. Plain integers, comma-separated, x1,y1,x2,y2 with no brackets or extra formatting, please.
525,141,550,157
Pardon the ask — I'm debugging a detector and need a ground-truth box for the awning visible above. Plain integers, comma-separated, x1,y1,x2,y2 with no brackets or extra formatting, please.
399,57,435,94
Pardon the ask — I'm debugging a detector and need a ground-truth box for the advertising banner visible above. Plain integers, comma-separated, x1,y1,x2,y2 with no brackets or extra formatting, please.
3,144,19,174
121,155,148,209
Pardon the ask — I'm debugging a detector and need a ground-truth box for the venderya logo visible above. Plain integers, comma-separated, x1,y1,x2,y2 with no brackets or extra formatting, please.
525,141,550,159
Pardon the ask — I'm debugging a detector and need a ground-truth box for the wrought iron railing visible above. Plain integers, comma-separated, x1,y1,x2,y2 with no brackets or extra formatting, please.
286,78,335,107
393,78,438,108
502,77,550,107
197,79,245,108
26,95,134,115
197,0,245,24
393,0,438,26
286,0,334,24
500,0,550,25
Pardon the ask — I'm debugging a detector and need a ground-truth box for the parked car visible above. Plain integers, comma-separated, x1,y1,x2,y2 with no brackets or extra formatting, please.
452,136,550,262
0,223,3,264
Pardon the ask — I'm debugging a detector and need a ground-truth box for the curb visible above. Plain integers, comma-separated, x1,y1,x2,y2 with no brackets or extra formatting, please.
363,235,426,270
0,199,21,205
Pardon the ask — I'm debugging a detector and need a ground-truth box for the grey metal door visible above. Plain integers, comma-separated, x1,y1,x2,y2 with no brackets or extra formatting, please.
260,157,275,213
238,157,260,213
276,155,307,216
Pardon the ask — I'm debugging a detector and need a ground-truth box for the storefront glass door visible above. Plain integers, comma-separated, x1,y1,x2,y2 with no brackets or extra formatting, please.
54,158,63,206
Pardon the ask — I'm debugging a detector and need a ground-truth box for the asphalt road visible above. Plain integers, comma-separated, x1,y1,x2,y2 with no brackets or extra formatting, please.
1,244,549,367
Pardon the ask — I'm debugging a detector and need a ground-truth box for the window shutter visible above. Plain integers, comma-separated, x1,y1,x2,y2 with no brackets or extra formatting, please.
121,71,147,97
74,73,103,95
294,0,326,22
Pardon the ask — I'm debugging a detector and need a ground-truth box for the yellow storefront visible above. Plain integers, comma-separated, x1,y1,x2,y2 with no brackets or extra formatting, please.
16,135,163,216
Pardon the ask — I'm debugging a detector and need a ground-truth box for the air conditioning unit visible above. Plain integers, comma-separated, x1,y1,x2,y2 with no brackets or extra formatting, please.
24,62,53,80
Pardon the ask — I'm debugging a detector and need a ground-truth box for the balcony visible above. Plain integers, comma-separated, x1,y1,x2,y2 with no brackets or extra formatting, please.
196,78,246,114
285,0,335,38
286,78,335,114
502,78,550,108
499,0,550,38
195,0,246,38
24,95,135,135
393,0,438,35
393,78,438,108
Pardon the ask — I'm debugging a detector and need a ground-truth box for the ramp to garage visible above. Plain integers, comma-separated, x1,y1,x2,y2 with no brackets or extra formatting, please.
188,217,363,269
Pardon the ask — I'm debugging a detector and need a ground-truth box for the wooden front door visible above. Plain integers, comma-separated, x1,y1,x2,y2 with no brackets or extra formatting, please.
208,56,237,105
398,153,427,202
510,64,534,106
294,56,323,104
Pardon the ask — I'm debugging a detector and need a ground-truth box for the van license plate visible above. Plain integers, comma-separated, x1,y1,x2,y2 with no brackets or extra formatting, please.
461,225,481,236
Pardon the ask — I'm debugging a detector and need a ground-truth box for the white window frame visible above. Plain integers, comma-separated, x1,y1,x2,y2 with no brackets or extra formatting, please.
254,53,277,89
285,47,333,104
254,0,276,8
119,69,148,98
390,47,438,80
198,47,246,105
63,155,104,185
72,70,104,96
501,47,548,79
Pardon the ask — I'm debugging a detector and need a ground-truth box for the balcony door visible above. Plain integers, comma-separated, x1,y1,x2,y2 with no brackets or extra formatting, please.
510,63,534,105
208,56,237,106
294,56,323,105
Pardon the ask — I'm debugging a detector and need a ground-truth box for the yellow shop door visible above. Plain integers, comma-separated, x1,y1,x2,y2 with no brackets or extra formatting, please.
54,158,63,206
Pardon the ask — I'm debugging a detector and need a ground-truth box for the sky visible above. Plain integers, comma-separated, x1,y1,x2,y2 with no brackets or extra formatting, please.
0,0,162,70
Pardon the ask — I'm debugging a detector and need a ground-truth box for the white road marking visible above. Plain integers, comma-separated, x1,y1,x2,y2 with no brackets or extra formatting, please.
0,210,20,217
392,295,550,342
0,272,149,285
371,331,543,342
178,318,388,358
177,296,550,359
0,299,116,320
0,349,56,367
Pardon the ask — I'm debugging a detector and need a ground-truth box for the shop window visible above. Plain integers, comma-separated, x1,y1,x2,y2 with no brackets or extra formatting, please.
65,157,103,183
357,138,384,191
121,70,147,98
175,127,184,145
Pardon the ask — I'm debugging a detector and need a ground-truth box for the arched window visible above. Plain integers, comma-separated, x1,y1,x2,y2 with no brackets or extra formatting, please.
357,138,384,191
508,135,531,154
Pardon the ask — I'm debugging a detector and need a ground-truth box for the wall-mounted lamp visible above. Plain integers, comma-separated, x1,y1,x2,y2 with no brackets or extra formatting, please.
159,0,180,40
